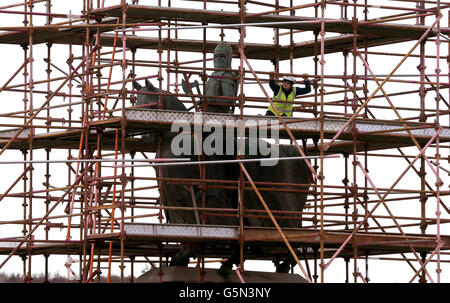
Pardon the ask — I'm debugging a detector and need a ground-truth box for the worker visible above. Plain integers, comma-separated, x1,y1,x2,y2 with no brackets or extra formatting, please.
266,73,311,117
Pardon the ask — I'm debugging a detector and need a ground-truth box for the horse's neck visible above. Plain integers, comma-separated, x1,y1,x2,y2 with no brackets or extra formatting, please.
146,90,188,156
155,132,180,158
155,92,187,112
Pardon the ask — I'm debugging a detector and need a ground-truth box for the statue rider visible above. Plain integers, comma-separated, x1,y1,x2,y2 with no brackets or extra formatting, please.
204,42,239,114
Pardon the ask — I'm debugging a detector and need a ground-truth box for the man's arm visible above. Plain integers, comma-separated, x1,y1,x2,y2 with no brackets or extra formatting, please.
295,80,311,96
269,79,281,94
268,72,281,94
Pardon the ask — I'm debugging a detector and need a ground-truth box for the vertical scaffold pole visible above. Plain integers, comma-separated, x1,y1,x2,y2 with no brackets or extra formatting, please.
313,0,319,284
417,2,429,283
26,0,34,283
44,0,53,283
319,0,326,283
363,0,369,282
342,0,350,283
238,0,246,273
352,0,359,283
81,0,89,282
435,0,442,283
120,1,128,283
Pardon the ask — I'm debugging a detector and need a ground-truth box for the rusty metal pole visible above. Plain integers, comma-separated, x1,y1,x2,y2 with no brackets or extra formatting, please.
81,0,89,282
119,2,128,283
418,0,427,123
157,0,163,110
21,71,28,281
289,0,294,74
129,18,137,282
44,0,52,282
343,153,350,281
129,40,137,281
239,163,311,283
130,256,135,283
200,0,207,227
238,0,246,272
325,128,442,271
341,0,350,283
363,0,370,283
166,0,171,93
351,0,359,283
319,0,326,283
25,0,35,283
448,13,450,280
313,0,319,283
434,0,442,283
199,0,207,282
416,1,429,281
94,11,102,283
325,15,442,152
68,16,77,282
274,0,280,76
18,0,30,283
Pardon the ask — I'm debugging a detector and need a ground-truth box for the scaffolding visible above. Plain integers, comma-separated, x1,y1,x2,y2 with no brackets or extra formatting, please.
0,0,448,283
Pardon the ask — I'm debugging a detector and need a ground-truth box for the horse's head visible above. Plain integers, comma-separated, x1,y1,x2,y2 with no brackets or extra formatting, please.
133,79,187,112
132,79,188,145
133,79,160,108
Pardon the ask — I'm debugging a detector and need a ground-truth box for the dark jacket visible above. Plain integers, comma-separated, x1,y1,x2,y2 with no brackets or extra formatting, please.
269,79,311,97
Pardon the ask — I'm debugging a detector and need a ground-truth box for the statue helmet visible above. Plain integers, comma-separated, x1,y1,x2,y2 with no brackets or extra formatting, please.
214,42,233,68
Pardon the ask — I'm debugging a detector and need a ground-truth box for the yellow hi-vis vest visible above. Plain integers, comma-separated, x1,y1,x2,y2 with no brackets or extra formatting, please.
268,86,296,117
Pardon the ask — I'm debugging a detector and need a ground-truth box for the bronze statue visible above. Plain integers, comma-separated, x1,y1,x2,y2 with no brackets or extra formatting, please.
133,80,312,273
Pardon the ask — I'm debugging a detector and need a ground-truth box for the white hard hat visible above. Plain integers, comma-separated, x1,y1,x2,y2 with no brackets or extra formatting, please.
282,76,296,83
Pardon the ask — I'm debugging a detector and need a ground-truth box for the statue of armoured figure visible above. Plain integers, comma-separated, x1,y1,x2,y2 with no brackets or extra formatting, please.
204,42,239,114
